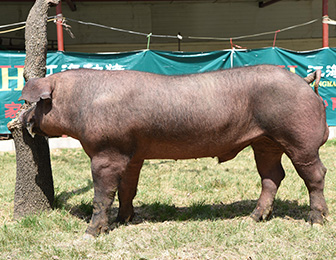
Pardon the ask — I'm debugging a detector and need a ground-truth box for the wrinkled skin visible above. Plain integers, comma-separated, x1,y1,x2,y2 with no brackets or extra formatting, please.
19,65,329,237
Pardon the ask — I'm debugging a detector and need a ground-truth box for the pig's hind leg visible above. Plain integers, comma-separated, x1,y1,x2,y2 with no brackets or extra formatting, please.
278,118,329,224
250,139,285,221
288,149,328,224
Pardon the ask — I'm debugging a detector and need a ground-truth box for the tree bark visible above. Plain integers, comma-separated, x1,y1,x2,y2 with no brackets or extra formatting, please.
7,0,60,219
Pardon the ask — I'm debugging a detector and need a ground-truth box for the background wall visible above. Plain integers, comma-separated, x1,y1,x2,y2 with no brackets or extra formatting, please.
0,0,335,52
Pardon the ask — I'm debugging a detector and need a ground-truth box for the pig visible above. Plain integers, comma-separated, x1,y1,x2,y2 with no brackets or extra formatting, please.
18,65,329,237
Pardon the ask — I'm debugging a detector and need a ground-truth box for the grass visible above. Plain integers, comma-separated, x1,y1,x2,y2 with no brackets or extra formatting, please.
0,140,336,259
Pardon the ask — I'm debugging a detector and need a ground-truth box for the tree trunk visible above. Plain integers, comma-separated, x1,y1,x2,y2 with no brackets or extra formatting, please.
7,0,60,219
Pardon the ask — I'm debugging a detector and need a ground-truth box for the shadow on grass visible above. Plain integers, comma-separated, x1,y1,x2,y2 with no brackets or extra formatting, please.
54,179,94,222
54,182,310,224
132,199,310,223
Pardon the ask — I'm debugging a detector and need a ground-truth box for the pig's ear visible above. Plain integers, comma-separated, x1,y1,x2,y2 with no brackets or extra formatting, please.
18,78,53,103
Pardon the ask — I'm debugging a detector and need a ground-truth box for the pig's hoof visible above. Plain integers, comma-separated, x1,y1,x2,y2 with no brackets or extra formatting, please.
250,206,272,222
116,212,135,224
309,210,327,225
250,210,263,222
82,233,95,241
85,225,109,237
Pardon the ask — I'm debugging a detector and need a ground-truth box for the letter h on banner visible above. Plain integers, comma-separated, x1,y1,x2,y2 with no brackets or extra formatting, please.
0,66,24,91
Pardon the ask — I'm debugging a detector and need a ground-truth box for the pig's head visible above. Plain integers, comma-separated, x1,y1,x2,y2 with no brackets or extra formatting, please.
18,77,53,137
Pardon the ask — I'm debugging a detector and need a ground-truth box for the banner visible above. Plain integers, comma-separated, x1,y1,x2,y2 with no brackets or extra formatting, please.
1,47,336,134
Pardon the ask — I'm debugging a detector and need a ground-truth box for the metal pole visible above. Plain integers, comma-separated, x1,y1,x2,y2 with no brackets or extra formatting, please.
322,0,329,48
56,2,64,51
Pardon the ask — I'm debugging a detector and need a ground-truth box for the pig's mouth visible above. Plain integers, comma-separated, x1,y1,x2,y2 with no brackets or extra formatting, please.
18,102,38,138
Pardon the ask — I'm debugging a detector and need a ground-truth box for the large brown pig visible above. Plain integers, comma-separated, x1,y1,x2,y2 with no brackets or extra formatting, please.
18,65,329,237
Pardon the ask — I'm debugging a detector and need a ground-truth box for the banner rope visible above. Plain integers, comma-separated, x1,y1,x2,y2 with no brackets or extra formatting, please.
65,17,178,39
65,17,319,42
187,19,319,41
0,17,319,43
323,16,336,25
147,33,152,49
0,21,26,29
273,30,281,47
0,17,56,34
0,25,26,34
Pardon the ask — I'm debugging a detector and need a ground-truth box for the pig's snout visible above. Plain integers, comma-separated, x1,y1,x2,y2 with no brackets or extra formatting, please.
25,122,36,138
18,103,37,138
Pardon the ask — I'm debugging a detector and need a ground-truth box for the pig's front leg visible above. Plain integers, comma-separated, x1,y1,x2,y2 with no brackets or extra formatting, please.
116,159,144,223
85,152,130,237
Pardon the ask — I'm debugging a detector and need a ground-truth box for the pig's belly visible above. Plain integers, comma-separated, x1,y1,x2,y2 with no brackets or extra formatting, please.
136,138,251,162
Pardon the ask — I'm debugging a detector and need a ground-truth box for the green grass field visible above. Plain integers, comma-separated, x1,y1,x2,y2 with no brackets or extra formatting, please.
1,140,336,259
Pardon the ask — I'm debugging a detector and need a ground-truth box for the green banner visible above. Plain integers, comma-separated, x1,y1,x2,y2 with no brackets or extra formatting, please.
233,48,336,126
1,47,336,134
